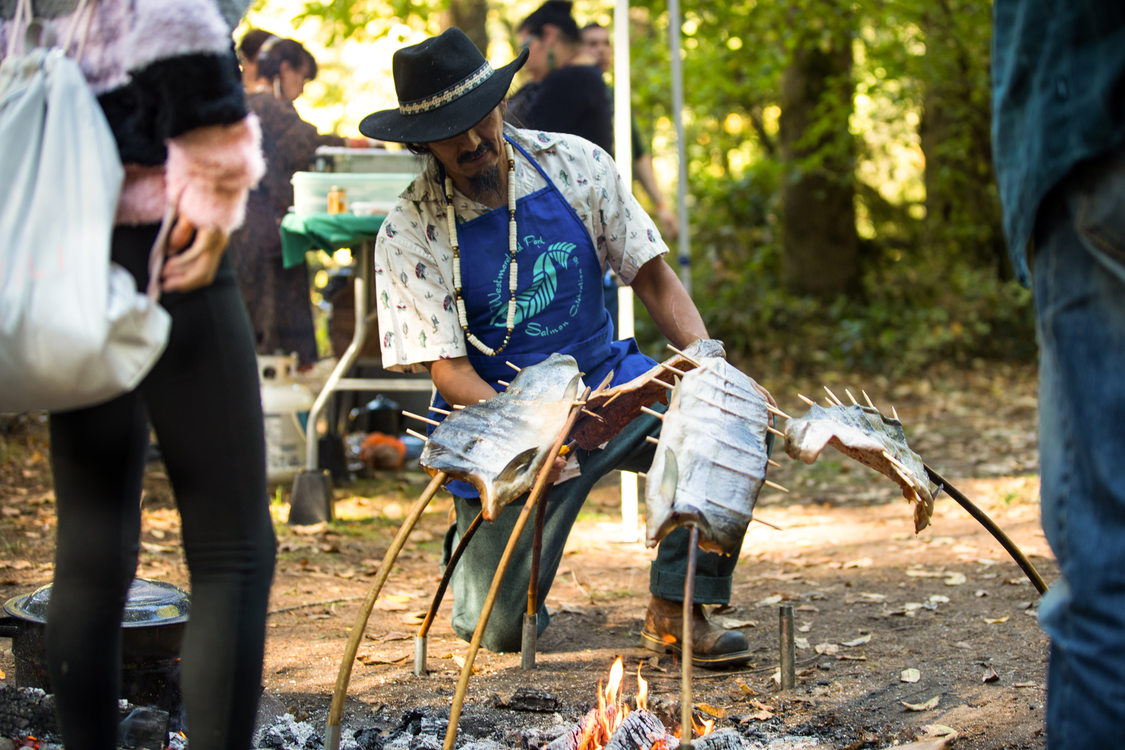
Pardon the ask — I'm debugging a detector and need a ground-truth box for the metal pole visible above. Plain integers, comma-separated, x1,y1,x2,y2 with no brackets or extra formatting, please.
668,0,691,294
613,0,640,544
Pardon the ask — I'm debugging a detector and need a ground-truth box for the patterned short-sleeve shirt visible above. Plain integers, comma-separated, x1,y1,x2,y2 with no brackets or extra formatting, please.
373,125,667,373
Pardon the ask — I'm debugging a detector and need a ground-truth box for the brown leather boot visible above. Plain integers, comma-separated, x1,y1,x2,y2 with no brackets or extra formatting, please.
640,595,751,668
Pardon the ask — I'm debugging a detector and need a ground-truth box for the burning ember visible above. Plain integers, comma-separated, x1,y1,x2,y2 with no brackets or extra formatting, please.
570,658,713,750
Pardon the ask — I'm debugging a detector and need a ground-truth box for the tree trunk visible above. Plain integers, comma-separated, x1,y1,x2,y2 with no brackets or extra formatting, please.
778,10,858,298
447,0,488,53
919,2,1009,279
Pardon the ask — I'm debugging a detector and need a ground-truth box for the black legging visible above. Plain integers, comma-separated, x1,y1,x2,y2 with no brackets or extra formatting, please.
46,224,277,749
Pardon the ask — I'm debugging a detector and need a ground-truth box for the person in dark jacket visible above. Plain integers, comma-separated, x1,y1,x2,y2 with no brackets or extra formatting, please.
507,0,613,157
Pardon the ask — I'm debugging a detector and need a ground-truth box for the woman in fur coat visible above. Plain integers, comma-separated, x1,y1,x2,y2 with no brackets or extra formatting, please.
0,1,276,747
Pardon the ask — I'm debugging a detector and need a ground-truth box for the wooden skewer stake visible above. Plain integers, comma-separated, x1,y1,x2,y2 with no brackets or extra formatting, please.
891,405,900,421
429,406,452,416
753,516,783,531
665,343,702,368
797,393,816,407
768,459,782,468
823,386,844,406
325,472,447,750
845,388,859,405
497,379,509,387
861,390,876,410
402,410,440,427
645,436,661,446
639,405,665,419
764,479,790,493
405,428,429,443
767,425,786,439
505,361,521,372
659,362,688,377
767,404,792,420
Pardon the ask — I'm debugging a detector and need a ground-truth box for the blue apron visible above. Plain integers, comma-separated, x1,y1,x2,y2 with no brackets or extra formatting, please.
432,137,655,497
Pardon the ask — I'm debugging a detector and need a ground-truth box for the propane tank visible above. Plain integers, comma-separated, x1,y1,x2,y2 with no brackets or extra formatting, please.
259,354,315,484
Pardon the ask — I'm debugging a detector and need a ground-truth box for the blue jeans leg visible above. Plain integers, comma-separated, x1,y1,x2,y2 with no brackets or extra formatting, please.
1033,150,1125,750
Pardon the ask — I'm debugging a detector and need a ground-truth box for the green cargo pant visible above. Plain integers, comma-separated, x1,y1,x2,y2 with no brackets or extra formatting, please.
442,404,745,653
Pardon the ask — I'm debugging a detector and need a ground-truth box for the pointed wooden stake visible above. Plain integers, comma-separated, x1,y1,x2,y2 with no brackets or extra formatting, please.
497,379,509,388
752,516,783,531
505,361,521,373
405,428,429,443
402,410,440,427
845,388,859,405
429,406,452,416
891,405,900,421
665,343,702,368
767,404,792,420
659,362,688,377
645,436,661,446
580,408,604,422
823,386,843,406
767,425,786,439
764,479,790,493
768,459,782,469
797,393,816,407
639,405,665,419
861,390,876,410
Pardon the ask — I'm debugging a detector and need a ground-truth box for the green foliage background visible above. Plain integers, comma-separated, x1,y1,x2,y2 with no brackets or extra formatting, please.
264,0,1035,378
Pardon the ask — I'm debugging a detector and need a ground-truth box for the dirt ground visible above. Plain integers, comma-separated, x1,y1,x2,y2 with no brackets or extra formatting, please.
0,362,1053,748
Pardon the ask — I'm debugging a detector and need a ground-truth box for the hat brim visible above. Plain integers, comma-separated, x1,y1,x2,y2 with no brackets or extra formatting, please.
359,48,528,143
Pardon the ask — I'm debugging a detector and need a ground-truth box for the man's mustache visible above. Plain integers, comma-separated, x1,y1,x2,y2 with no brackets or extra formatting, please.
458,142,494,164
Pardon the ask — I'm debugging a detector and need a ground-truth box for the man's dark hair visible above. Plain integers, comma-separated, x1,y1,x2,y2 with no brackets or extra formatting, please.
519,1,580,43
257,37,319,82
581,22,606,34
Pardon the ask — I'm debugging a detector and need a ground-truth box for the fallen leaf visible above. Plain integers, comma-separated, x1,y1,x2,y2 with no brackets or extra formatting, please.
944,572,967,586
797,621,813,633
400,611,426,625
982,666,999,683
901,668,921,683
928,595,950,604
815,642,839,655
921,724,958,737
696,703,727,719
901,695,941,711
757,594,783,606
842,634,872,647
859,592,888,602
843,558,873,569
796,604,820,613
795,637,810,650
983,615,1010,624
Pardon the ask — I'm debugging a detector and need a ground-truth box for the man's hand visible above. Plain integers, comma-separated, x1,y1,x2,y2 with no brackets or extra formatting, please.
162,219,228,293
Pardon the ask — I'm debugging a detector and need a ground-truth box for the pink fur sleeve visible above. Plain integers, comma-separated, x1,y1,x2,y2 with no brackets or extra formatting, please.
165,116,266,233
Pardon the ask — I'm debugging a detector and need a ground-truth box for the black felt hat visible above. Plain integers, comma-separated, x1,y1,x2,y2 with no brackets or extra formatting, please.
359,28,528,143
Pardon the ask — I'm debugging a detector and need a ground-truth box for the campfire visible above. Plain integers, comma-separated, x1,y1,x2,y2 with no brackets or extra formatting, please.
553,657,714,750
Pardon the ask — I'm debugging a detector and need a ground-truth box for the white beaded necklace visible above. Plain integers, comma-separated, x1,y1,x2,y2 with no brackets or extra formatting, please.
445,140,518,357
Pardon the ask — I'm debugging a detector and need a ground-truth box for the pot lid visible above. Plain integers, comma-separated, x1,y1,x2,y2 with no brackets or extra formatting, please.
3,578,190,626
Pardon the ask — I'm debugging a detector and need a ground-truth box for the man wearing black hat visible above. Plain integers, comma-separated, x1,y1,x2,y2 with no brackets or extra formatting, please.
360,27,767,668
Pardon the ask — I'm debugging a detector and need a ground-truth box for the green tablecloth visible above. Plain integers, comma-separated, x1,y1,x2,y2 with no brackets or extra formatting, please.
280,212,386,268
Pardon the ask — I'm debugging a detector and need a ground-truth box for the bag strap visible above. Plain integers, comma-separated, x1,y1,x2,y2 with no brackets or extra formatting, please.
6,0,97,60
5,0,33,58
145,204,176,302
61,0,95,61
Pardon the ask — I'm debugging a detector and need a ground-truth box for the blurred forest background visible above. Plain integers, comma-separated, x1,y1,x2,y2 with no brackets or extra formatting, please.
243,0,1034,378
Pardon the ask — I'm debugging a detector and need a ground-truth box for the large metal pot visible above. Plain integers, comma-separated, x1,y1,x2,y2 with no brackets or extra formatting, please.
0,578,189,717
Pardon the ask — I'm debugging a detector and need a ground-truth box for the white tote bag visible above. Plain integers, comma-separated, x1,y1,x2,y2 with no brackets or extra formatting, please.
0,0,170,413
